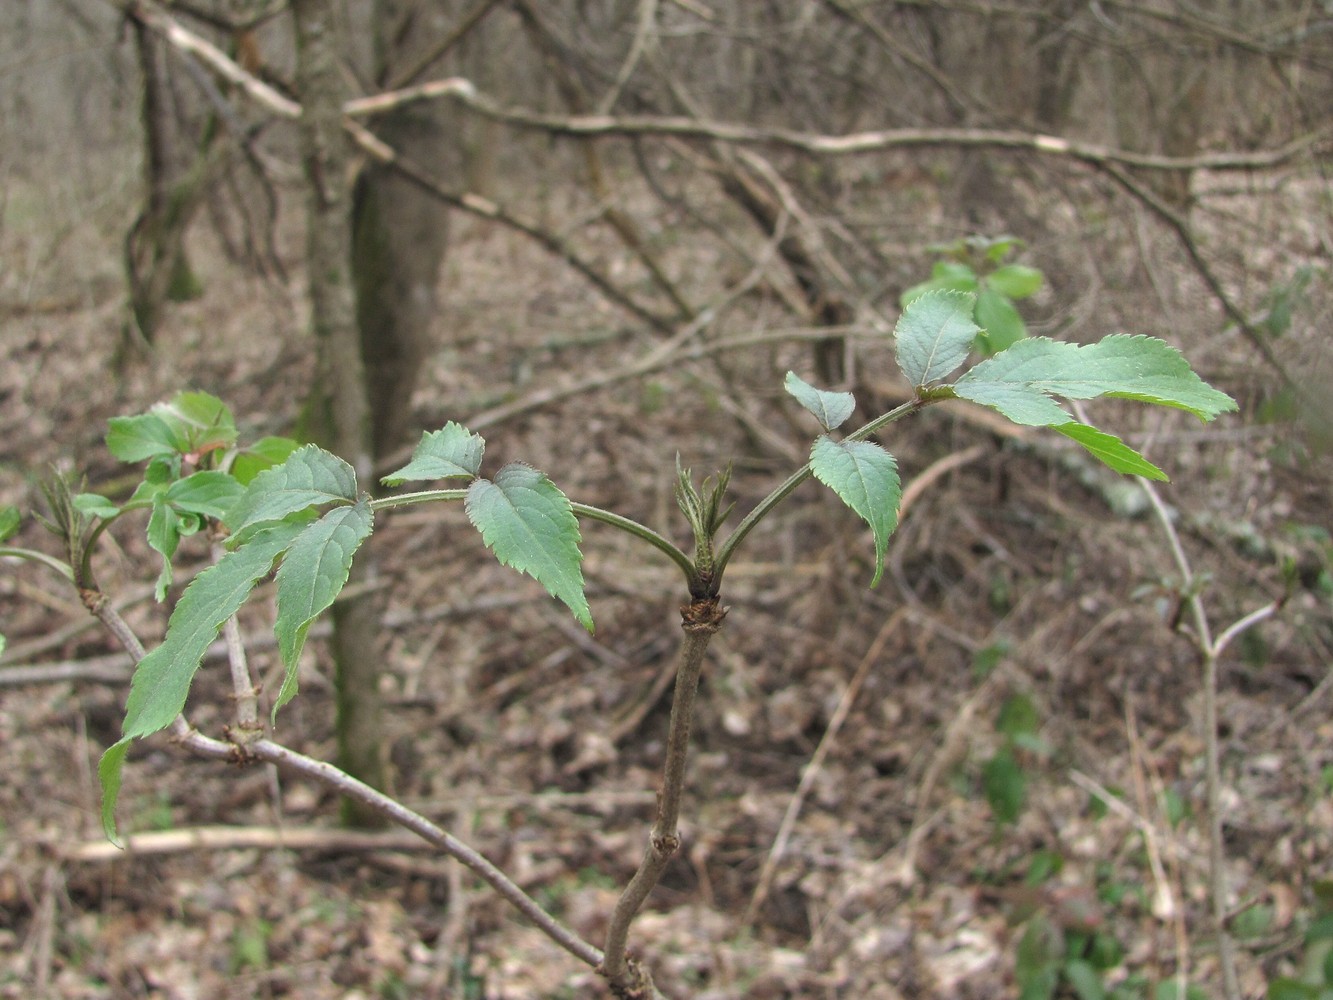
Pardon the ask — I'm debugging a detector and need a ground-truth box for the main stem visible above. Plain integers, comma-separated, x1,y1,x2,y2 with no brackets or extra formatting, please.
599,596,727,998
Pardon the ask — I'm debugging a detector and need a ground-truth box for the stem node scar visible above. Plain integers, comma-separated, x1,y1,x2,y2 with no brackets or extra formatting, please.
651,833,680,856
679,597,728,633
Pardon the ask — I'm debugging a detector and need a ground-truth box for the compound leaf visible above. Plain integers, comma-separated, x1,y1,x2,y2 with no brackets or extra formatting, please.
895,291,980,388
272,500,374,718
100,522,301,839
223,445,357,540
382,422,485,486
466,463,591,630
784,372,856,431
810,436,901,587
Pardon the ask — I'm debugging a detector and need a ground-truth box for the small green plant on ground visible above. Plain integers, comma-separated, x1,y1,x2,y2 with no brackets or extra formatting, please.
1267,881,1333,1000
981,692,1049,827
1,291,1237,998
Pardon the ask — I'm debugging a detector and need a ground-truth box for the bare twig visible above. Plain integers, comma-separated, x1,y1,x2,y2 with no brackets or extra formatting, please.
124,0,301,118
60,824,433,861
129,0,1327,176
82,585,608,980
1140,478,1281,1000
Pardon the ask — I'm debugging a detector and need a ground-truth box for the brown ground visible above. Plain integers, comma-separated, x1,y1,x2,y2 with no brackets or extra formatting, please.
1,156,1330,1000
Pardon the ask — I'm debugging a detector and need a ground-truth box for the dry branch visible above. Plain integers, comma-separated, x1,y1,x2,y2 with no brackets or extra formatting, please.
128,0,1327,177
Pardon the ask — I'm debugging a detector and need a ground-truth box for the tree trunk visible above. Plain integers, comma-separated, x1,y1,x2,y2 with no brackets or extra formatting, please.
122,21,215,358
292,0,387,827
352,0,458,465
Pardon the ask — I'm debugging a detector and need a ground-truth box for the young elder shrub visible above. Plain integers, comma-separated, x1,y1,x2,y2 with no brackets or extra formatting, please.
0,291,1237,997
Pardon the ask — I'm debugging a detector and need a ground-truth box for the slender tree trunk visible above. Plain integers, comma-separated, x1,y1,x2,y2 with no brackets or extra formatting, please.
292,0,387,827
122,22,214,358
353,0,459,465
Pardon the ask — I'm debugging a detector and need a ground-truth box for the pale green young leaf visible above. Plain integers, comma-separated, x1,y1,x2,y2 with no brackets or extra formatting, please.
165,470,244,520
382,422,485,487
154,391,237,456
902,263,979,306
894,291,980,388
465,463,591,630
1055,424,1166,480
987,264,1044,300
106,413,180,463
73,494,121,519
230,436,301,486
98,738,132,842
784,372,856,431
272,500,374,718
223,445,357,540
100,523,301,839
0,505,20,543
975,287,1028,355
147,497,181,601
0,632,6,656
953,335,1236,424
810,436,901,587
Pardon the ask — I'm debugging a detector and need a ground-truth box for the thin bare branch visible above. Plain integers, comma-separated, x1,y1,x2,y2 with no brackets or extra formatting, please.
129,0,1328,178
125,0,301,118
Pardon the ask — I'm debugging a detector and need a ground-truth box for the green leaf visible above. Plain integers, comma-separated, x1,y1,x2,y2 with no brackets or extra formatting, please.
1063,959,1107,1000
975,286,1028,355
810,436,901,587
0,505,20,543
147,497,182,601
1055,424,1166,480
165,471,244,520
382,422,485,487
100,523,301,839
231,437,301,486
954,335,1237,424
223,445,357,540
106,413,180,463
155,391,237,457
894,291,980,388
1268,979,1320,1000
997,693,1040,739
98,739,133,842
784,372,856,431
73,494,121,519
465,463,591,630
983,746,1027,824
272,500,374,718
983,236,1022,264
902,262,978,306
988,263,1044,300
1016,917,1062,998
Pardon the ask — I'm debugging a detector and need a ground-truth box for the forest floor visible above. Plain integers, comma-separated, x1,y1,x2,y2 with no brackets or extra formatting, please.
1,157,1331,1000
